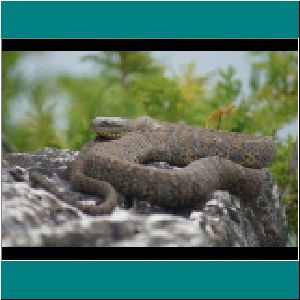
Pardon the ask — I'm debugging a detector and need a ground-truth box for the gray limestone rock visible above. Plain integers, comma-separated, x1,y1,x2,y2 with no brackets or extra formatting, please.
2,147,287,247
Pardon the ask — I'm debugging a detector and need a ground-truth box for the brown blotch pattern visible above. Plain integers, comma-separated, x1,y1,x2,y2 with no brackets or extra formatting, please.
70,118,276,214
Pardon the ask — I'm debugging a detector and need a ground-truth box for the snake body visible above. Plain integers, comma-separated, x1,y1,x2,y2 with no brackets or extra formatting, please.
69,116,276,214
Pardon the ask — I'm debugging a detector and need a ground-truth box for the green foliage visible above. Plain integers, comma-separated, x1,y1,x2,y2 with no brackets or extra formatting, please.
11,82,65,152
2,51,24,105
81,51,163,90
24,82,64,150
2,51,25,151
205,66,242,130
2,51,298,237
250,51,298,97
58,76,111,149
213,65,241,104
175,62,208,125
246,51,298,136
270,137,298,236
131,74,183,122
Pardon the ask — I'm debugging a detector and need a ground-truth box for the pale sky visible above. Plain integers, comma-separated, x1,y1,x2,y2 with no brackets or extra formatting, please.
15,51,251,93
12,51,298,138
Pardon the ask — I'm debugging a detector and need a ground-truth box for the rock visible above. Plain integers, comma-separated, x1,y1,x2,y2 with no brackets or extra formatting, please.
2,147,288,247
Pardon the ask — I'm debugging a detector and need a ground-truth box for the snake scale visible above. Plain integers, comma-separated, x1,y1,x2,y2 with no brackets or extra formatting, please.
54,116,276,215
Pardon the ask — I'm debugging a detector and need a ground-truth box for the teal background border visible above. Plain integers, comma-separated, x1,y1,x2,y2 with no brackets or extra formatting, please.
1,1,299,38
1,1,299,299
1,261,299,299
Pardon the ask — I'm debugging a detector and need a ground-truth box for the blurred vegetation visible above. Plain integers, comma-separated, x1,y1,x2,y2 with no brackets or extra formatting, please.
2,51,298,239
270,136,298,237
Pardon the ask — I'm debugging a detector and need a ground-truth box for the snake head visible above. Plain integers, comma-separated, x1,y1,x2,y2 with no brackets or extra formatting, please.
90,117,135,139
91,116,164,139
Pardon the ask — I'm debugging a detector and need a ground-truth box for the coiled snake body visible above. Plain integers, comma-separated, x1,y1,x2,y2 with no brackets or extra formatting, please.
68,116,276,215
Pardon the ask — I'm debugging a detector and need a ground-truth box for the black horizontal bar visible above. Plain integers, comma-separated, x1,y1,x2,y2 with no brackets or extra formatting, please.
2,39,298,51
2,246,298,261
